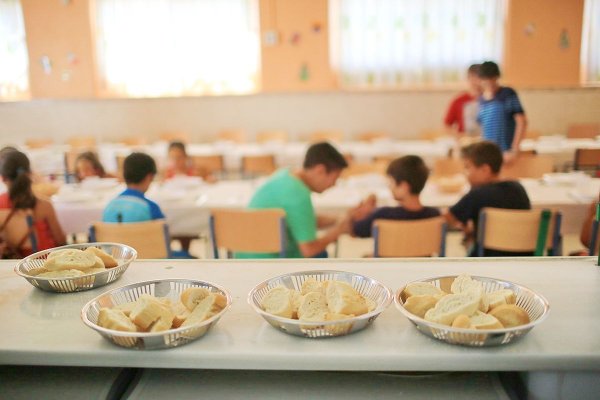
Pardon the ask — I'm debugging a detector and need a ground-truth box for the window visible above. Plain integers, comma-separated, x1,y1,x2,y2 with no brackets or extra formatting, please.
582,0,600,84
95,0,260,97
0,0,29,100
329,0,506,88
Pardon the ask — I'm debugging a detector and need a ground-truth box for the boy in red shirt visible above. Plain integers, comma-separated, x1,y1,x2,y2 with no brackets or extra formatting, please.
444,64,482,137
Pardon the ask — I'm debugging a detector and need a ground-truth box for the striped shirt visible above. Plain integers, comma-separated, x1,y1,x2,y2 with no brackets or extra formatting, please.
478,87,525,152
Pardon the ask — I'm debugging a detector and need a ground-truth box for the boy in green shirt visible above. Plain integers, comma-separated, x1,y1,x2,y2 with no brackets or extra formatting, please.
236,142,353,258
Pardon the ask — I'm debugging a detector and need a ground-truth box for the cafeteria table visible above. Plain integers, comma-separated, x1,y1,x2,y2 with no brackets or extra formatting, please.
1,256,599,399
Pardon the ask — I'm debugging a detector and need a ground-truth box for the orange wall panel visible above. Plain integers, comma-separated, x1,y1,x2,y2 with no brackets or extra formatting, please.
504,0,584,87
21,0,97,98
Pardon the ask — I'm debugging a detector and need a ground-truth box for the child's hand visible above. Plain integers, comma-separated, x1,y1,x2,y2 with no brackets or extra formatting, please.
349,196,377,221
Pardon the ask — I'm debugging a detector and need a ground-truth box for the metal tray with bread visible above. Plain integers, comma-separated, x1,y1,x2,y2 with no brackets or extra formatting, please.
395,275,550,347
14,243,137,293
248,270,393,338
81,279,232,350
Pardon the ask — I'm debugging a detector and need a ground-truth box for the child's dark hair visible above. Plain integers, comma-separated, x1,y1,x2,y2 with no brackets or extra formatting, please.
1,151,36,210
467,64,481,75
168,141,187,155
386,155,429,195
461,141,503,174
303,142,348,172
123,152,157,184
75,151,106,180
478,61,501,79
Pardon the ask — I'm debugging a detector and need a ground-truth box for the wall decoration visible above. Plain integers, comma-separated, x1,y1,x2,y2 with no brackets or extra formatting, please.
263,30,278,46
312,22,322,33
40,55,52,75
299,63,309,81
67,52,79,66
290,32,301,45
559,29,570,49
524,22,535,36
61,70,72,82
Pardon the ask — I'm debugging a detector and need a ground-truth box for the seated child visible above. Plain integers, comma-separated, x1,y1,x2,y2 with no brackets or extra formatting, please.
103,153,165,223
445,141,531,257
352,155,440,237
164,141,195,179
75,151,114,182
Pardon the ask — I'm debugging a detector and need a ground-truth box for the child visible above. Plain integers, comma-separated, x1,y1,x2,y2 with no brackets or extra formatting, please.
164,141,195,179
103,152,165,223
444,64,482,137
75,151,113,182
445,141,531,257
351,155,440,238
0,151,66,256
477,61,527,164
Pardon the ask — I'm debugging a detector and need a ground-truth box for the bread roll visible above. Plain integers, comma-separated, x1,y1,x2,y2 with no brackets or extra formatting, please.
148,304,175,333
171,302,191,328
301,278,322,295
485,289,516,310
37,269,84,278
469,311,504,330
181,287,211,311
404,282,445,298
325,281,368,316
489,304,530,328
450,274,483,294
97,308,138,332
298,292,329,322
82,267,107,275
261,286,294,319
115,301,137,317
290,290,302,319
451,314,472,329
129,294,170,330
404,295,438,319
84,247,118,268
181,293,227,328
424,290,481,326
324,312,354,335
44,249,96,271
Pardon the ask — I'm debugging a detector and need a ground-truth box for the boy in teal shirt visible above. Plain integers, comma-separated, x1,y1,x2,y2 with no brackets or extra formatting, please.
236,142,352,258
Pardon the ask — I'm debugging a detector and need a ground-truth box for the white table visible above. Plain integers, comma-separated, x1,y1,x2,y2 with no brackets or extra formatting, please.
520,137,600,169
1,257,600,371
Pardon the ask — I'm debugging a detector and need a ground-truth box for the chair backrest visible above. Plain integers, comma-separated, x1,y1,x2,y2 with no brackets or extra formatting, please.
355,131,390,142
589,220,599,256
432,158,463,178
373,217,447,257
68,136,97,148
525,130,542,140
256,130,288,143
574,149,600,170
25,138,54,149
217,130,246,143
241,155,276,176
89,220,171,258
190,155,225,174
341,162,386,177
115,155,126,178
500,154,554,179
0,209,36,254
372,154,398,165
121,136,147,146
477,208,562,256
159,131,190,143
567,123,600,139
419,129,445,141
308,131,344,143
209,209,286,258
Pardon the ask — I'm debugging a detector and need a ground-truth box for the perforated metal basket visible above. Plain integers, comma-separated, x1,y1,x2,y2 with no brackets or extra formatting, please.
14,243,137,293
81,279,232,350
395,275,550,347
248,270,393,338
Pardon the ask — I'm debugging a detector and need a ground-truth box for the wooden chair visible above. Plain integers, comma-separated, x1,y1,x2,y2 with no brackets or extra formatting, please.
373,217,447,257
432,158,463,178
256,131,288,144
25,138,54,149
89,220,171,258
209,209,286,258
0,209,37,257
341,162,386,178
216,130,246,143
476,208,562,257
68,136,97,149
115,154,126,178
589,220,599,256
190,155,225,175
500,154,554,179
566,123,600,139
121,136,147,146
355,131,390,142
525,130,542,140
420,129,446,141
159,131,190,143
241,155,276,176
308,131,344,143
372,154,398,165
574,149,600,172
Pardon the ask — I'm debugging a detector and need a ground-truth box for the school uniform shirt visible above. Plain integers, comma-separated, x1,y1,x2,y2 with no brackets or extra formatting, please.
444,92,478,134
449,180,531,257
235,168,316,259
478,87,525,152
102,188,165,223
352,206,441,238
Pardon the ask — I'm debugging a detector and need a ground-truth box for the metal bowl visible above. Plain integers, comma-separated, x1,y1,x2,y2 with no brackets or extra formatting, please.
14,243,137,293
248,270,393,338
395,275,550,347
81,279,232,350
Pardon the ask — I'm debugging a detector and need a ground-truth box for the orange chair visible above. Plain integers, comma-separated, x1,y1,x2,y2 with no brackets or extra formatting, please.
500,154,554,179
241,155,276,176
68,136,97,149
308,131,344,143
574,149,600,173
159,131,190,143
566,124,600,139
216,130,246,143
373,217,447,257
355,131,390,142
25,138,54,149
256,131,288,143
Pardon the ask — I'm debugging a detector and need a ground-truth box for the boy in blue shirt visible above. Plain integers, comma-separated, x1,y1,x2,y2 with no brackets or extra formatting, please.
103,152,165,222
477,61,527,165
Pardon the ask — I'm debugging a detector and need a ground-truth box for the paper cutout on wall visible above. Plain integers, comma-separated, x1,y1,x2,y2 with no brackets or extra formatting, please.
61,70,72,82
263,30,278,46
524,23,535,36
290,32,301,45
67,52,79,66
312,22,322,33
40,56,52,75
299,64,309,82
559,29,570,49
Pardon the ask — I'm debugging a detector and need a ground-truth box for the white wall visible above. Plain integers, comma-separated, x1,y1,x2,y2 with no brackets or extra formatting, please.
1,88,599,145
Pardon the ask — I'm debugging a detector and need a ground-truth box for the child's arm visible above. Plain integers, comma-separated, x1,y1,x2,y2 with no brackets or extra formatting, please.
507,113,527,162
